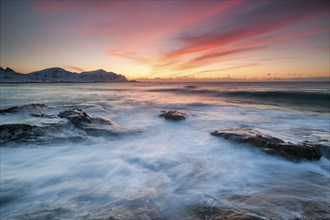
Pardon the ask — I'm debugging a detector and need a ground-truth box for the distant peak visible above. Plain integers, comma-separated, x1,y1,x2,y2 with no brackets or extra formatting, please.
0,67,4,71
95,69,107,73
5,67,14,72
41,67,66,71
81,69,108,74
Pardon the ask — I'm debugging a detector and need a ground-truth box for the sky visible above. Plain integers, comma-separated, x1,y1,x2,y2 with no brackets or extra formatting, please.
0,0,329,80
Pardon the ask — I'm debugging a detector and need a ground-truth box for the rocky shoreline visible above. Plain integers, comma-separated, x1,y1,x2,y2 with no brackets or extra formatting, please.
1,106,329,219
1,106,329,161
0,105,139,145
211,128,328,162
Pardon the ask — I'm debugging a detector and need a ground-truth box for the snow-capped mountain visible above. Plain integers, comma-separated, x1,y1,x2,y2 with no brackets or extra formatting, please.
0,67,128,83
28,67,77,82
78,69,127,82
0,67,31,82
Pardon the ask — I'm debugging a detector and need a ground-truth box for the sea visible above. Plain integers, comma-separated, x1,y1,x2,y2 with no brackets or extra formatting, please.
0,82,329,219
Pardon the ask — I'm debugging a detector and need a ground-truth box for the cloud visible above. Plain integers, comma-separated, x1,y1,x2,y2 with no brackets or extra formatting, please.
105,49,148,63
66,65,84,72
163,10,327,60
148,1,329,74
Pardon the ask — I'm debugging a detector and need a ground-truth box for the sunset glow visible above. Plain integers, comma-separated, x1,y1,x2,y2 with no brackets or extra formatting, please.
0,0,329,80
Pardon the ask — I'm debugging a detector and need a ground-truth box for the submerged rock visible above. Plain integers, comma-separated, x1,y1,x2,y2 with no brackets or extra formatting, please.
0,103,46,114
159,110,186,121
211,128,322,162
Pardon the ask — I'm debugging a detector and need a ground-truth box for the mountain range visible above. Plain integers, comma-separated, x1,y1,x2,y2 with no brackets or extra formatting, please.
0,67,128,83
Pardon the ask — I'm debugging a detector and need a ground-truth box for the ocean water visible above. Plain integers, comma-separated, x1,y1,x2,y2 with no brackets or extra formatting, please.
0,82,329,219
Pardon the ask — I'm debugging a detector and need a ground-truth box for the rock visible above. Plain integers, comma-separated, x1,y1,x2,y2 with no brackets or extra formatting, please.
30,113,56,118
15,207,74,219
58,109,134,136
316,144,330,160
0,106,19,114
1,109,137,145
58,108,92,128
303,201,330,219
159,110,186,121
0,103,46,114
194,206,265,220
0,124,38,144
211,128,322,162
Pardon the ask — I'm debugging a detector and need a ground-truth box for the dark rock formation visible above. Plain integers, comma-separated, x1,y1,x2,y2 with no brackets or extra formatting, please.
30,113,56,118
303,201,330,219
211,128,322,162
159,110,186,121
317,144,330,160
0,103,46,114
58,109,93,128
1,108,138,145
58,108,135,136
0,124,39,144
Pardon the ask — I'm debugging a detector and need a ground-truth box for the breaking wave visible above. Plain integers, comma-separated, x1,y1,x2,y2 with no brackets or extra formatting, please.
147,88,330,109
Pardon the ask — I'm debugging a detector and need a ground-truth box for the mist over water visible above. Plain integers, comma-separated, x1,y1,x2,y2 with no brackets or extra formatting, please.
0,82,329,219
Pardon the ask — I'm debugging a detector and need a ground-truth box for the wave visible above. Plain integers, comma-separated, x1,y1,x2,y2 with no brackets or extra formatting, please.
147,88,330,109
222,91,330,107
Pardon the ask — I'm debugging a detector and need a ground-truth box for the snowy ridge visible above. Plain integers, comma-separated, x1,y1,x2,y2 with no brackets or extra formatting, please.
0,67,128,83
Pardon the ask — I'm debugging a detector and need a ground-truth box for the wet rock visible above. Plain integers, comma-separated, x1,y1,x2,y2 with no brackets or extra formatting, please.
0,122,85,145
194,206,265,220
0,103,46,114
316,144,330,160
58,108,92,128
303,201,330,219
30,113,56,118
228,179,330,220
159,110,186,121
264,143,323,161
16,207,74,219
0,106,20,114
1,109,137,145
105,197,163,220
211,128,322,162
0,124,39,144
58,108,134,136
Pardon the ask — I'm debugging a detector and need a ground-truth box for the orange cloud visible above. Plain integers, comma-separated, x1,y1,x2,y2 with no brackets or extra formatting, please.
66,65,84,72
105,49,148,63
